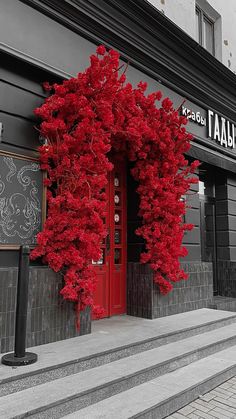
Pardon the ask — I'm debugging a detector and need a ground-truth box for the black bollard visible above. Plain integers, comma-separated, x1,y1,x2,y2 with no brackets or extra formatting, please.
1,245,37,366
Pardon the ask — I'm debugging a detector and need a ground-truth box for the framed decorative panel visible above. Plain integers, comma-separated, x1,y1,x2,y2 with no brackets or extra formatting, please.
0,151,46,249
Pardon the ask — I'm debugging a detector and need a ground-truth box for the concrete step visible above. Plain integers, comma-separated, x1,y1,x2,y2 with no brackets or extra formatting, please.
2,323,236,418
66,347,236,419
1,308,236,397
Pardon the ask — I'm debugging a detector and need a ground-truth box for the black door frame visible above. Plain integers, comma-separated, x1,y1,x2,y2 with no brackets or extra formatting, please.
199,194,218,295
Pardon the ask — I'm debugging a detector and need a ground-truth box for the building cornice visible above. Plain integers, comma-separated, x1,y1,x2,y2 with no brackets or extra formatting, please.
19,0,236,119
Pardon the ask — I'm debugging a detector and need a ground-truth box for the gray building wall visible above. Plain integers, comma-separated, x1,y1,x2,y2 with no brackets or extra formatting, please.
148,0,236,73
0,0,95,78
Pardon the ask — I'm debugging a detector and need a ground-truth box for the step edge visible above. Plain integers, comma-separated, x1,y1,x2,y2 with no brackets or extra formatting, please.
131,364,236,419
1,313,236,386
39,362,236,419
2,336,236,416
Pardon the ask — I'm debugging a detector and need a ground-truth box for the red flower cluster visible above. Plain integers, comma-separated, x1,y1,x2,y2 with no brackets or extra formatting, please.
31,46,199,320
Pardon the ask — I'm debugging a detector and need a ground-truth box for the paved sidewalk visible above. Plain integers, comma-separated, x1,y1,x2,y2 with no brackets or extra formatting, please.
167,376,236,418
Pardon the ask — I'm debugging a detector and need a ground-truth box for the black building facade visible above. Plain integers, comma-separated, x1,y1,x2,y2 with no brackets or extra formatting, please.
1,0,236,352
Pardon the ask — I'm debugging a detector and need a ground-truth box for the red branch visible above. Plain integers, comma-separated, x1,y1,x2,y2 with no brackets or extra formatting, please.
31,45,199,320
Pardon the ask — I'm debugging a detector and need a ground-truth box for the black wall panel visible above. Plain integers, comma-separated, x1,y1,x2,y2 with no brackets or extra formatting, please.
0,112,38,150
0,53,60,265
183,177,201,260
0,52,61,152
183,227,200,245
185,208,200,226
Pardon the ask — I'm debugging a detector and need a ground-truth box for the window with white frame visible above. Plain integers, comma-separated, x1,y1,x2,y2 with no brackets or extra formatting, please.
195,5,215,55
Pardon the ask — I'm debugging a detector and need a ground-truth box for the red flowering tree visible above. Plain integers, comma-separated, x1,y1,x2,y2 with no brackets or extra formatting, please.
31,46,199,320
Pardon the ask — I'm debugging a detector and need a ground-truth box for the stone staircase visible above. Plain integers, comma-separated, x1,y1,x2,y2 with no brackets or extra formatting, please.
1,309,236,418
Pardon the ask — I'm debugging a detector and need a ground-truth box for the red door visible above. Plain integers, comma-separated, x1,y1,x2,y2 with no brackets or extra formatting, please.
93,157,127,317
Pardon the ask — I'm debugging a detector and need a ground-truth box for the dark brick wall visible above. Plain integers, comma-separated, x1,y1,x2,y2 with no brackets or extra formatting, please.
209,296,236,312
217,261,236,298
127,262,213,319
0,267,91,354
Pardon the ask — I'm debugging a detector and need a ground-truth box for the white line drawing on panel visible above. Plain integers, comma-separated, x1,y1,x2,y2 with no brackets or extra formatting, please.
17,163,40,190
0,156,42,243
4,157,17,182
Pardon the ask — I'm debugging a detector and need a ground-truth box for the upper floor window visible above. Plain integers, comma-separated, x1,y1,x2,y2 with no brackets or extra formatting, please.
196,6,215,55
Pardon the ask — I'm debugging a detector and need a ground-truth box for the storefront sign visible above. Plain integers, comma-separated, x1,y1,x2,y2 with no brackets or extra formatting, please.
180,106,235,149
181,106,206,126
208,110,235,149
